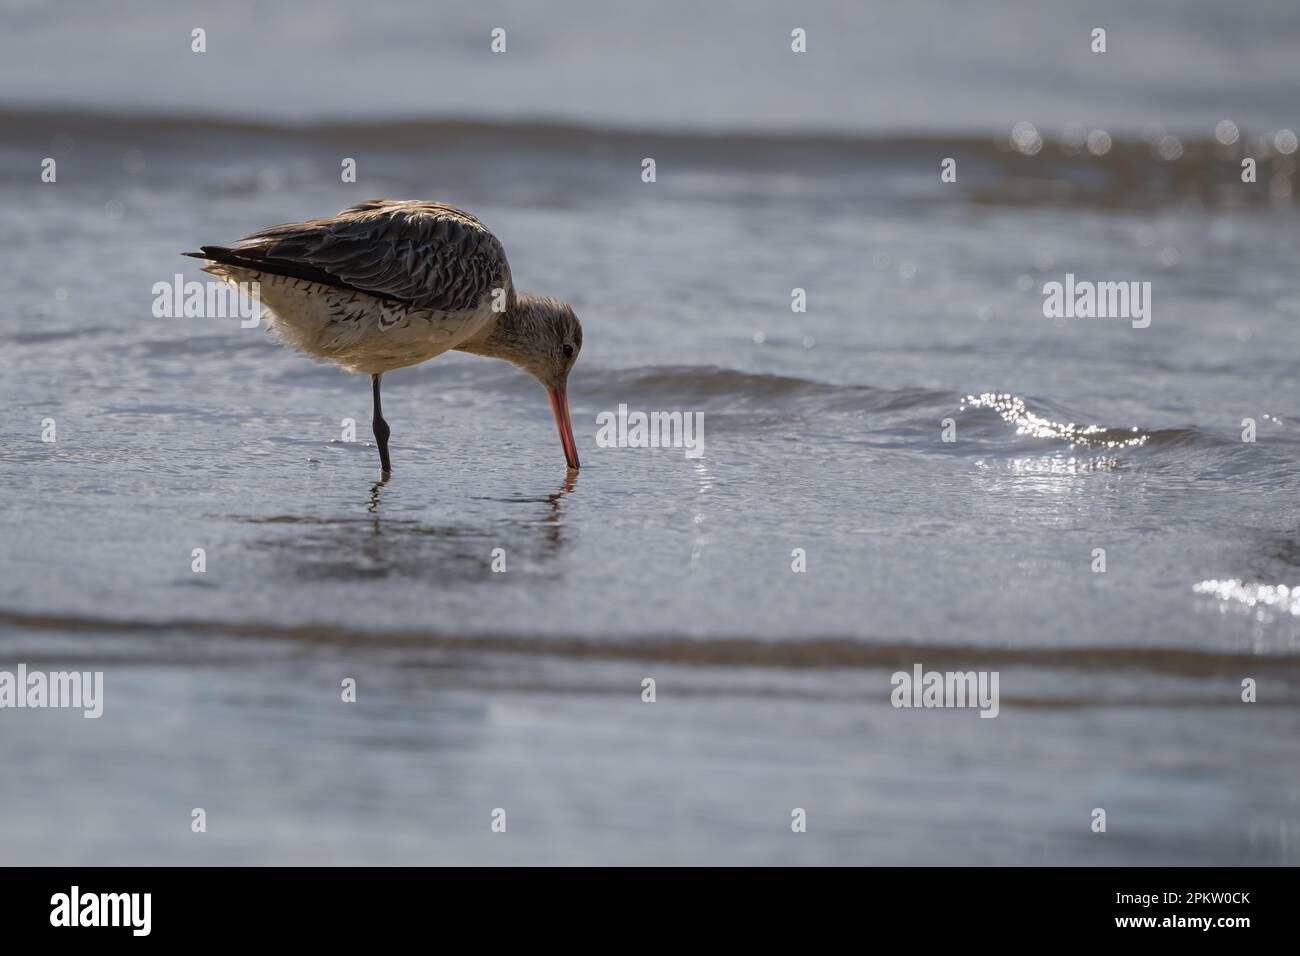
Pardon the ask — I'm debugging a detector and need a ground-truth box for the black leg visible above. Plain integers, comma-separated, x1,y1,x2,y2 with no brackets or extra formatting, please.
371,373,392,473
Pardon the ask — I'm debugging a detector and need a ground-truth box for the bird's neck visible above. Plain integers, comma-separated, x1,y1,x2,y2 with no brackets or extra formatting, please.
455,291,546,366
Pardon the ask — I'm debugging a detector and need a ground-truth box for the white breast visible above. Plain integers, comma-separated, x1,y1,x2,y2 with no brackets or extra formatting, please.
208,265,495,374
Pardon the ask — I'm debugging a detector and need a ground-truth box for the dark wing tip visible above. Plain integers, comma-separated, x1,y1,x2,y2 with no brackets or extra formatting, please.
181,245,234,260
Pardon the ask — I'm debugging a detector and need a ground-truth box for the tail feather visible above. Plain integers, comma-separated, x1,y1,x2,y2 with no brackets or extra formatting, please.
181,246,235,260
179,244,386,302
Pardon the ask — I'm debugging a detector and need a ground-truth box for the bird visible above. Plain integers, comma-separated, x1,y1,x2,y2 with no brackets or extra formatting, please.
183,199,581,474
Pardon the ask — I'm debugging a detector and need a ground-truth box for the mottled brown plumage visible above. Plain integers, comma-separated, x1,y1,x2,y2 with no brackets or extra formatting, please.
185,199,582,473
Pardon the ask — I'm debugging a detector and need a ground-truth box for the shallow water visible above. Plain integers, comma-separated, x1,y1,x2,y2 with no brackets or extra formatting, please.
2,2,1299,865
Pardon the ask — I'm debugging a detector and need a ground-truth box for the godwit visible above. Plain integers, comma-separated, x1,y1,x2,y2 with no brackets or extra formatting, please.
184,199,582,474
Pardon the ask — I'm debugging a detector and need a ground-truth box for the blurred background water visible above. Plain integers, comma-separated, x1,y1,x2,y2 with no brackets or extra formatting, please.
0,0,1298,864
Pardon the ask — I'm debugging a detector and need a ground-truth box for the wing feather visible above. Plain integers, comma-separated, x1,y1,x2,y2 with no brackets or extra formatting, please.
217,199,512,313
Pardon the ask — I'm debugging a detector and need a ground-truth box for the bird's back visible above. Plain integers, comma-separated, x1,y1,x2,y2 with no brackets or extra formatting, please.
187,199,514,374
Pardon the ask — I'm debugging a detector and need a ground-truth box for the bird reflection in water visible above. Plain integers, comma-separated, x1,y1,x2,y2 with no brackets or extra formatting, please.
368,474,390,515
249,471,579,583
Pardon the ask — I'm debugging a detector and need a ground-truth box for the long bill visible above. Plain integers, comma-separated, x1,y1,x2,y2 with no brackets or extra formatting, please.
547,383,580,470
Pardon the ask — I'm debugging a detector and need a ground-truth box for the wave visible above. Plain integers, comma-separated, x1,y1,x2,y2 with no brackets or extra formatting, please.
576,364,955,411
2,107,1293,210
572,365,1245,450
579,365,893,405
80,339,1280,464
0,105,1278,158
957,392,1208,450
3,607,1298,675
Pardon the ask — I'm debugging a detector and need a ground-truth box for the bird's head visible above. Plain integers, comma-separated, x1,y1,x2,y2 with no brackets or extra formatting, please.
534,299,582,472
472,294,582,470
523,297,583,394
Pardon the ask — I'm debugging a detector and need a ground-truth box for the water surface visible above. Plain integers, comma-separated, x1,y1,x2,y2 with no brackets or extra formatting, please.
1,1,1298,865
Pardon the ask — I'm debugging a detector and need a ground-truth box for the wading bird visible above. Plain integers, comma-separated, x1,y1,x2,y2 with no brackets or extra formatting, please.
184,199,581,474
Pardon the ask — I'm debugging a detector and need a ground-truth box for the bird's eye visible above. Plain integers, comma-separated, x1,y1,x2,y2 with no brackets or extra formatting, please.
563,344,574,358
